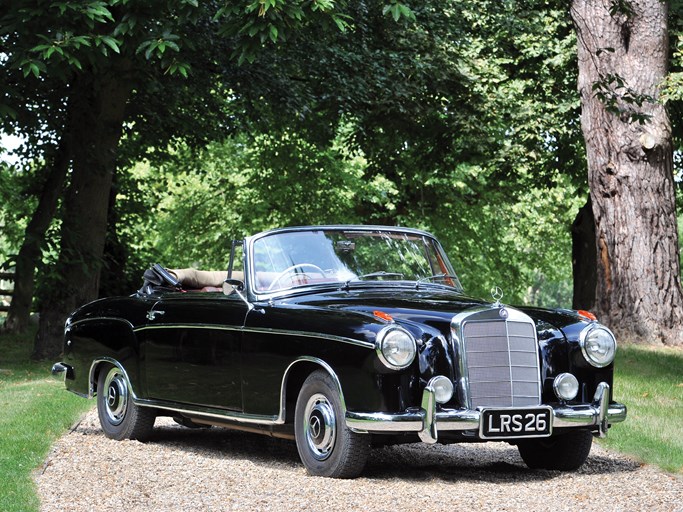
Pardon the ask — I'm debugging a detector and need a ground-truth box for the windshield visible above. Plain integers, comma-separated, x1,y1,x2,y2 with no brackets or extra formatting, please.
250,228,462,294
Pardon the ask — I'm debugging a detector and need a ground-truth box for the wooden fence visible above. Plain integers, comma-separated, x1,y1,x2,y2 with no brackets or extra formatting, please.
0,272,14,313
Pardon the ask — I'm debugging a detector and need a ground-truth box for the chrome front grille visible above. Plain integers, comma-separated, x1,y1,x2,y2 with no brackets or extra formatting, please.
457,311,541,409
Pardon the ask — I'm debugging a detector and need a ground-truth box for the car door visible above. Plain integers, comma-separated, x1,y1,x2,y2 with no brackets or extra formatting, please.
139,292,248,411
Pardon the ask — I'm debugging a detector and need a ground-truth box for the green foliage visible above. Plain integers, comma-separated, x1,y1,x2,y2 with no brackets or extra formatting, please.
0,162,39,267
146,130,368,268
382,1,415,22
598,344,683,473
2,0,205,80
74,0,584,306
213,0,349,65
592,72,654,124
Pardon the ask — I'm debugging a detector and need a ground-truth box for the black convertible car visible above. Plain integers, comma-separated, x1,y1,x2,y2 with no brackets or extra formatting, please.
53,225,626,478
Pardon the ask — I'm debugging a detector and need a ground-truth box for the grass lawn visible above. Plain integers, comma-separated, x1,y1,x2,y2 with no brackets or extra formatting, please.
0,330,681,511
598,343,683,474
0,329,93,512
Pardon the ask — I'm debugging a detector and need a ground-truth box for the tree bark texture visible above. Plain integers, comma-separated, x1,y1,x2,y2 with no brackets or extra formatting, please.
1,138,71,334
571,0,683,344
33,61,132,359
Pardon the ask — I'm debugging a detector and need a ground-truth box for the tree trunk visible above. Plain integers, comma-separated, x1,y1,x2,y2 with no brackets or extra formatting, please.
571,0,683,345
571,197,596,311
33,61,132,360
1,138,70,334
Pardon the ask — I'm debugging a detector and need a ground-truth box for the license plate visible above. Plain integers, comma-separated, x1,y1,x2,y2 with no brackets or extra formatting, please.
480,407,552,439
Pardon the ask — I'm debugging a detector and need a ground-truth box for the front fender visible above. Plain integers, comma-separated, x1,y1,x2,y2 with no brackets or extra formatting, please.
63,317,140,397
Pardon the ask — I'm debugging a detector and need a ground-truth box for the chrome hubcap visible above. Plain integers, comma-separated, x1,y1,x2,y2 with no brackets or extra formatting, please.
103,367,128,426
304,393,336,460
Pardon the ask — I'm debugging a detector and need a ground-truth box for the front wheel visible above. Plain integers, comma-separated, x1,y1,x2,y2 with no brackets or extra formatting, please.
517,429,593,471
97,365,156,441
294,370,370,478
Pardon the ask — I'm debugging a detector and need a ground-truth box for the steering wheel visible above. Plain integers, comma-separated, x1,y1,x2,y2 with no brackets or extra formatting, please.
267,263,326,291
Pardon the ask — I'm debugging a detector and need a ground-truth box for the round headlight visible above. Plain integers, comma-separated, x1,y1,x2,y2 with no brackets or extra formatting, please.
376,326,416,370
580,325,617,368
429,376,454,404
553,373,579,401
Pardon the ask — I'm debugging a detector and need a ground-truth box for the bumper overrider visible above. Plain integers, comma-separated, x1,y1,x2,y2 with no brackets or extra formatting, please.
346,381,627,443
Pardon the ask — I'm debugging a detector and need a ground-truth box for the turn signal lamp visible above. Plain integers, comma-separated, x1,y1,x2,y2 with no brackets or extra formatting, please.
373,310,394,322
577,310,597,321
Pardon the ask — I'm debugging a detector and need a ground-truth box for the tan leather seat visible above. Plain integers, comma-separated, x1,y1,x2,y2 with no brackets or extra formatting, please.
168,269,244,291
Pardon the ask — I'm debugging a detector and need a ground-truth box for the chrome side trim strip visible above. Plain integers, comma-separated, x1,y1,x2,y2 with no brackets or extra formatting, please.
68,316,135,331
244,327,375,349
134,398,279,425
133,323,374,349
133,323,241,333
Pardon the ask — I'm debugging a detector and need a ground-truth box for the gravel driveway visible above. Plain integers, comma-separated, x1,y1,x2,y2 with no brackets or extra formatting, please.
35,409,681,512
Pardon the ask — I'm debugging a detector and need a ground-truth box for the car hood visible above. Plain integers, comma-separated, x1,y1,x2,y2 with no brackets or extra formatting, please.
273,286,585,337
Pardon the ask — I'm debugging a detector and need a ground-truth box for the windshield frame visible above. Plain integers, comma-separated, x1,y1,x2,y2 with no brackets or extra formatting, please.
244,225,463,299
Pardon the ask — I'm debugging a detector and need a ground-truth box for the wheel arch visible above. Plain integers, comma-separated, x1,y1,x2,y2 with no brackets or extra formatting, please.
89,358,138,400
279,357,347,424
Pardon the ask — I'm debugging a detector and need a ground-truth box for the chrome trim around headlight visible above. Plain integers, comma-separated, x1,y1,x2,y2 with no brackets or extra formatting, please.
375,325,417,370
579,324,617,368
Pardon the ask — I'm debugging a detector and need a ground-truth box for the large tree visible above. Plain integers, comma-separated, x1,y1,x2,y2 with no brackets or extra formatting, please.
1,0,356,358
571,0,683,345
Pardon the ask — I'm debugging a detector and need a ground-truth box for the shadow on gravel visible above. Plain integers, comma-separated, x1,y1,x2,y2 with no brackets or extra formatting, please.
136,421,640,483
363,446,641,483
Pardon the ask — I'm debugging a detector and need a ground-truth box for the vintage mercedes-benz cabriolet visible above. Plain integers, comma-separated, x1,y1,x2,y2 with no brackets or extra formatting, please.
53,225,626,478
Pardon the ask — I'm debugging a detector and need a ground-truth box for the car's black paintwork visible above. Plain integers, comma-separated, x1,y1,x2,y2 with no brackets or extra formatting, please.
62,282,612,440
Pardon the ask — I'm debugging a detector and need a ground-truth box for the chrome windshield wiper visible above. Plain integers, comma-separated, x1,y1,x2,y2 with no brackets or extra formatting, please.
415,273,460,290
343,271,405,290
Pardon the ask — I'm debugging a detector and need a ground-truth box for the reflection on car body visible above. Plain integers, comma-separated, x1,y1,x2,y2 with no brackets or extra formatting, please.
53,225,626,478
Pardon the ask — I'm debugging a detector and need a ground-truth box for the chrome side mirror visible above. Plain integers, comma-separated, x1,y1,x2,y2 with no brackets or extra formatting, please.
222,278,244,295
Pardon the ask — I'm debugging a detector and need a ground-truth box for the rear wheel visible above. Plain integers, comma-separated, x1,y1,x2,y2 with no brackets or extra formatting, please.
294,370,370,478
517,429,593,471
97,365,156,441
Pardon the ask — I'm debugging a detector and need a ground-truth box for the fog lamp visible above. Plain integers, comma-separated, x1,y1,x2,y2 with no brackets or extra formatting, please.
553,373,579,401
428,375,454,404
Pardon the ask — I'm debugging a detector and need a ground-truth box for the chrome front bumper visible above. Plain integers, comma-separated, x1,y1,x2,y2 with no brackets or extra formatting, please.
346,381,627,443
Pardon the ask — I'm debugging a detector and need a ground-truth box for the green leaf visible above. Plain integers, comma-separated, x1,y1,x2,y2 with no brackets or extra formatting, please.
67,55,82,70
332,15,348,32
145,42,156,60
100,36,121,54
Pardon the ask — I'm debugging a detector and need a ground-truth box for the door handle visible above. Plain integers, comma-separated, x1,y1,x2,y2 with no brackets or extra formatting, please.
146,310,165,321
